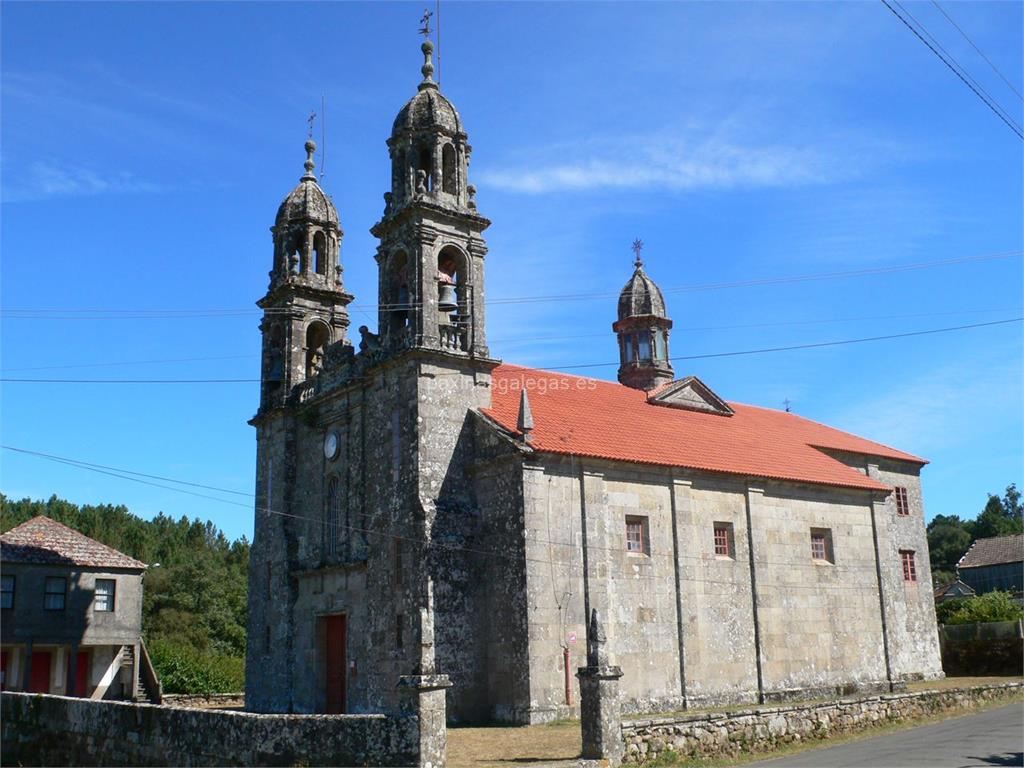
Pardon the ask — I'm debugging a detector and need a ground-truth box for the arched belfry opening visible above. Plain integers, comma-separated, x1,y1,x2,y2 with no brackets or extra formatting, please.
305,321,330,378
436,245,465,321
389,250,411,341
313,231,327,276
442,144,457,195
418,147,433,193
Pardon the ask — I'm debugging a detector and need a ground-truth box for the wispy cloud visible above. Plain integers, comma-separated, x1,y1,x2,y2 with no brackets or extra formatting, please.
3,161,166,202
477,133,871,195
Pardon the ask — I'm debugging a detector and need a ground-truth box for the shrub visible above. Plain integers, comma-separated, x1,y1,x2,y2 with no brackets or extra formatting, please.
941,590,1024,626
148,637,245,694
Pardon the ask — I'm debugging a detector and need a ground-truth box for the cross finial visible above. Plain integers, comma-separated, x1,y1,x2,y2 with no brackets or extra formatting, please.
307,110,316,140
631,238,644,268
419,8,433,38
783,397,792,413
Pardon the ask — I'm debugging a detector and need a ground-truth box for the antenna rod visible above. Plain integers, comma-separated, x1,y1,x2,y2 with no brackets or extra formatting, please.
436,0,441,87
320,93,326,181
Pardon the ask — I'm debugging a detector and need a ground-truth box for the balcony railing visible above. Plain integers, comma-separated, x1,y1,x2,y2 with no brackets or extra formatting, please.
438,323,468,353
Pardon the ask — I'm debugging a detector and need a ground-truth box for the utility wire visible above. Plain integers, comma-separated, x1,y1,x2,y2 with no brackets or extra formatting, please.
3,316,1018,383
930,0,1023,102
3,250,1019,319
3,445,913,582
880,0,1024,139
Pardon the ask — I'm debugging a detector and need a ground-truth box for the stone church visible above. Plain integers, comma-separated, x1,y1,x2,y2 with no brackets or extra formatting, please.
245,38,943,724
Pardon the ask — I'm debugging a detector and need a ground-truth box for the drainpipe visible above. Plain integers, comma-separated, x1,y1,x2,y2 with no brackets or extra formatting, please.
744,483,765,704
563,645,573,706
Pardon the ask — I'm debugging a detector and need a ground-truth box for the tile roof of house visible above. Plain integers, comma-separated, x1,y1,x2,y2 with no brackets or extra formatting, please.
482,364,927,492
1,516,146,570
933,579,976,600
957,534,1024,570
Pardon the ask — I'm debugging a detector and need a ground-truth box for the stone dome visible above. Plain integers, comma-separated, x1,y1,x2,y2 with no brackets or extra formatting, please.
392,84,464,138
617,266,668,320
275,140,340,229
392,40,464,139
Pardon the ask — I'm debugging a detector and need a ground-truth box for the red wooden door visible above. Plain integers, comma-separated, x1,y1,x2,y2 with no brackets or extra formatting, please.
325,614,347,714
74,651,90,697
28,651,51,693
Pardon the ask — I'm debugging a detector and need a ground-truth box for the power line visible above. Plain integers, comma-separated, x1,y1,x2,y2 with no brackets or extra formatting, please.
4,316,1017,383
2,250,1019,319
880,0,1024,139
0,353,259,374
930,0,1023,102
3,445,915,584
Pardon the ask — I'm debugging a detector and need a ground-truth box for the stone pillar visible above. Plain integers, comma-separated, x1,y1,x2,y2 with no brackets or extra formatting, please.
577,610,624,766
397,674,452,768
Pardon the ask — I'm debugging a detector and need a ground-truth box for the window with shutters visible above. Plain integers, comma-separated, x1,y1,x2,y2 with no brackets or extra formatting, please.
625,516,648,555
901,550,917,582
810,528,834,564
94,579,115,612
894,486,910,516
713,523,734,558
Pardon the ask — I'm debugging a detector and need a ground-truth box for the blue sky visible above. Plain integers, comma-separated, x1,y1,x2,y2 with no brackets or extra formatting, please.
2,1,1021,542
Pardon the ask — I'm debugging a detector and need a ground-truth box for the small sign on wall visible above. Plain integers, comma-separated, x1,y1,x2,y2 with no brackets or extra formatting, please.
567,631,577,645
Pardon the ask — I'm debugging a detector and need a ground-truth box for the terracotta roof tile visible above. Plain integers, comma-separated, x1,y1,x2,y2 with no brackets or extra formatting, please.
1,516,146,570
482,364,926,492
957,534,1024,569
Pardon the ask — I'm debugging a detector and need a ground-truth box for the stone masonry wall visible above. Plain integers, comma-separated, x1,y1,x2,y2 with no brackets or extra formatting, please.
1,691,419,767
621,682,1024,764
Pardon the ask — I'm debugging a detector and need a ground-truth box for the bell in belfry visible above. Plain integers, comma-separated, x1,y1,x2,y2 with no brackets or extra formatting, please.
438,280,458,313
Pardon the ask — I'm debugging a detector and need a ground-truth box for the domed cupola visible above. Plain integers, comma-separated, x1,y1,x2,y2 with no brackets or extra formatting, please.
269,139,344,290
276,140,340,229
613,240,674,391
382,38,476,215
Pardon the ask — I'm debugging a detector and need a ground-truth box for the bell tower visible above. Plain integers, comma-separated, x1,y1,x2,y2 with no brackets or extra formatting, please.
614,241,674,391
258,139,353,410
370,37,490,359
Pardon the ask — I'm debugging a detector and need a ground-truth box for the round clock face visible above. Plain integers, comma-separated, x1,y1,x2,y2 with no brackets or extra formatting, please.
324,431,340,461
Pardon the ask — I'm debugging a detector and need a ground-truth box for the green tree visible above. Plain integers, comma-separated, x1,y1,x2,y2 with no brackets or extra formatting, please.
941,590,1024,625
926,514,973,575
973,483,1023,539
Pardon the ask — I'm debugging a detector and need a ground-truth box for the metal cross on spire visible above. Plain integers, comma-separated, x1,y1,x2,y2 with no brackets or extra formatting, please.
419,8,433,38
631,238,644,268
307,110,316,140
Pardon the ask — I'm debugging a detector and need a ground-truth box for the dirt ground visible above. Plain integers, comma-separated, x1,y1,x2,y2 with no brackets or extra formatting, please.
445,677,1024,768
447,722,581,768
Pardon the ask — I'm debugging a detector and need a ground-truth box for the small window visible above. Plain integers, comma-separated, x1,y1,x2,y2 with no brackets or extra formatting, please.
810,528,834,563
94,579,115,612
638,333,652,362
654,330,667,361
894,487,910,517
395,613,404,649
44,577,66,610
1,575,14,609
713,523,734,558
625,516,648,555
900,550,917,582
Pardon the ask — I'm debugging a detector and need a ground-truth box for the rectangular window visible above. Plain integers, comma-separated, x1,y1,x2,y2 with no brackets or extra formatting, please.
810,528,834,563
637,333,651,362
0,575,13,609
44,577,66,610
901,550,917,582
894,487,910,516
94,579,115,612
395,613,404,649
713,523,734,558
625,516,648,555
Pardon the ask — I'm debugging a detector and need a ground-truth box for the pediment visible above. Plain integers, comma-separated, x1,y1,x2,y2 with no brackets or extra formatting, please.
647,376,734,416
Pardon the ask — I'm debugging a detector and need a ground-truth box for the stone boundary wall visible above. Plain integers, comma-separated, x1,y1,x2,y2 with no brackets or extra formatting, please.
162,692,246,709
1,691,418,767
620,682,1024,764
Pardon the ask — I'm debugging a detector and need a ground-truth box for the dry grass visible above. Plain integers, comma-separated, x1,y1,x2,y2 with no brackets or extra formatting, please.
447,722,581,768
906,675,1023,692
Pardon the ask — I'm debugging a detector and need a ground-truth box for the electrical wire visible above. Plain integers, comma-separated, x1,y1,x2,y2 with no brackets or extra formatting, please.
4,445,924,586
2,250,1019,319
3,316,1018,383
880,0,1024,139
930,0,1023,102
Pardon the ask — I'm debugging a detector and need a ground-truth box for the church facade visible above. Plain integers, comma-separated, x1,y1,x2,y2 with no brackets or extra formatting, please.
245,38,943,724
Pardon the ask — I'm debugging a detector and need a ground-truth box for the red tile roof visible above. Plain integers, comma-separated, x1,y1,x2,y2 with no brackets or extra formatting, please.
957,534,1024,569
1,516,146,570
482,364,926,492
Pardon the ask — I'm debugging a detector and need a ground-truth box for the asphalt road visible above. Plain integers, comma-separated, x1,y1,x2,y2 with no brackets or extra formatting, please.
749,701,1024,767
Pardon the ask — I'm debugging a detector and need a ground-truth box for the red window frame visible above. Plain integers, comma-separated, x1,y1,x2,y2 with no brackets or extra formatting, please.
901,550,917,582
894,487,910,517
713,525,731,557
625,518,646,554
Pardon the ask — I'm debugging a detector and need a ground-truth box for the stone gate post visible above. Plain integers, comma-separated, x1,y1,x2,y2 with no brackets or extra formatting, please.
397,674,452,768
577,609,624,766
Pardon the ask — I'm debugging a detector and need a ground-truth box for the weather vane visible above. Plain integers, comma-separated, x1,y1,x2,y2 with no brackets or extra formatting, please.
419,8,433,38
631,238,644,267
307,110,316,140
